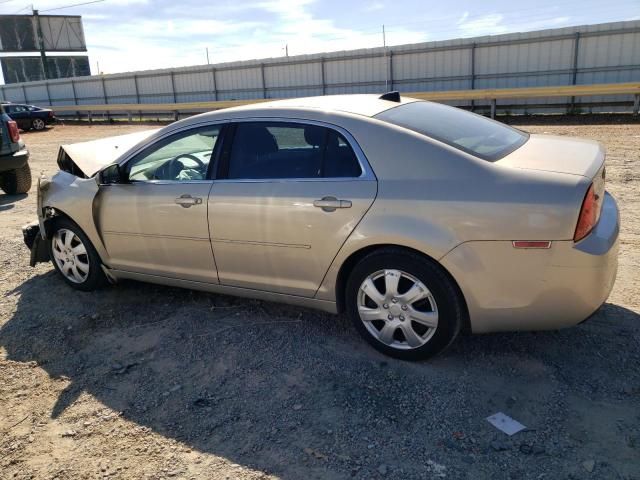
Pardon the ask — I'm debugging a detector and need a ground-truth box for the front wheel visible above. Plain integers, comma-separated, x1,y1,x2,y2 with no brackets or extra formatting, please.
346,249,464,360
49,218,107,291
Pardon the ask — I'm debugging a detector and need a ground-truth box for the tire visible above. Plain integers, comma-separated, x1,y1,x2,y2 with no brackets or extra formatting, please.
345,248,464,360
32,118,46,131
0,163,32,194
49,217,107,291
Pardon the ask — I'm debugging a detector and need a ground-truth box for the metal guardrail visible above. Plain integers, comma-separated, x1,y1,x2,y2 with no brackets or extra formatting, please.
46,82,640,120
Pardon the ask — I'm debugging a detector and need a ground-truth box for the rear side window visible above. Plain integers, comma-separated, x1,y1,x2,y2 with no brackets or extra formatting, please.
375,101,528,161
226,122,362,180
7,105,27,113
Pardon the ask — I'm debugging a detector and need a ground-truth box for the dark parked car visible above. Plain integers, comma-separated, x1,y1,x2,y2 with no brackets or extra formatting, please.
4,103,56,131
0,104,31,194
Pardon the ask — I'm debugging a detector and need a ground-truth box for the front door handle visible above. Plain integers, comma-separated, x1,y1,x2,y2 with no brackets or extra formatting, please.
175,194,203,208
313,196,352,212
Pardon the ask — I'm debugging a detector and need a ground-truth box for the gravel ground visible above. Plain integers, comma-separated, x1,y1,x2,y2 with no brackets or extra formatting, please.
1,119,639,480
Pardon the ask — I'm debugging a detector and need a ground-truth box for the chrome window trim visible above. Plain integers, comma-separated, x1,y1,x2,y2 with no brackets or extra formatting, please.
211,177,373,184
220,117,376,182
127,179,214,186
112,116,375,184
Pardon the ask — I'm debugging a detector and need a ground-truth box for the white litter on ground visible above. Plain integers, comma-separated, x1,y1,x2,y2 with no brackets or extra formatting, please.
486,412,527,436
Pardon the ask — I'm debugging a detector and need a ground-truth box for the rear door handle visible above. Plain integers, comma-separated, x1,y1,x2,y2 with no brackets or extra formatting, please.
175,194,203,208
313,196,352,212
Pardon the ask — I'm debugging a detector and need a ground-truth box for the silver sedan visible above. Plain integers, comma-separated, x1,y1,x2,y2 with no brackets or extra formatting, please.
23,93,619,360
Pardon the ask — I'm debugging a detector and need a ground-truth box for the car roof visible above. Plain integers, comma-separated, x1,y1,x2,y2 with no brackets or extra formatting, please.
216,94,419,118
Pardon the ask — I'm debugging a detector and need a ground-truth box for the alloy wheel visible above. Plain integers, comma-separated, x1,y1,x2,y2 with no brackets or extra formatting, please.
33,118,45,130
357,269,438,350
52,228,90,283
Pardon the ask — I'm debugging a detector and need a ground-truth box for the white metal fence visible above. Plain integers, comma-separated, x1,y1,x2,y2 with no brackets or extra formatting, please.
1,20,639,115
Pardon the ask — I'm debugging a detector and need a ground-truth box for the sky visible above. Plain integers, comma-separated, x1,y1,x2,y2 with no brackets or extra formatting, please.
0,0,638,81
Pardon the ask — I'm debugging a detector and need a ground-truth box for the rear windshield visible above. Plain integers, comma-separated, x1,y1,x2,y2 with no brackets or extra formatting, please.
375,101,528,161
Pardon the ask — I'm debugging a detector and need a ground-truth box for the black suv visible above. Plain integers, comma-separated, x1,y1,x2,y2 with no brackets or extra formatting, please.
4,103,56,131
0,104,31,194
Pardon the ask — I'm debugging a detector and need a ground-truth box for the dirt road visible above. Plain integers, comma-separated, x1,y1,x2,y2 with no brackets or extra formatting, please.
1,121,639,479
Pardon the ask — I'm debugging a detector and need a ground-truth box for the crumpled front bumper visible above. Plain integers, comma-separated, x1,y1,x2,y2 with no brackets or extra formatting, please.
22,221,50,267
22,221,39,250
22,175,52,266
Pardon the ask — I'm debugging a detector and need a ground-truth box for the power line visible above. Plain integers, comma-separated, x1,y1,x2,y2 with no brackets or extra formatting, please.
11,4,32,13
40,0,104,12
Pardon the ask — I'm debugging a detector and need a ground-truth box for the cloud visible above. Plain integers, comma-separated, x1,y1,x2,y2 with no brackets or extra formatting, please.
365,2,385,12
454,11,572,38
515,16,571,31
457,13,508,37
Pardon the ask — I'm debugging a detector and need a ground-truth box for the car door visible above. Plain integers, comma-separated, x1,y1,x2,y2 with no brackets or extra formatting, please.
6,105,28,130
96,124,222,283
18,105,32,130
208,120,377,297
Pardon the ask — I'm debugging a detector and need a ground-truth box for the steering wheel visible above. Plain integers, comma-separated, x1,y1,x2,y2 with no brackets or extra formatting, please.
155,153,206,180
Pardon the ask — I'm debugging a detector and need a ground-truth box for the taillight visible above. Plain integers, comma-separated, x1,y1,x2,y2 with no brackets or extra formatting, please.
7,120,20,143
49,110,54,117
574,183,602,242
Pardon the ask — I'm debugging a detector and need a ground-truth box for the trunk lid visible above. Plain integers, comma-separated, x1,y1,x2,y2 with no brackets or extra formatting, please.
496,134,604,179
58,129,159,178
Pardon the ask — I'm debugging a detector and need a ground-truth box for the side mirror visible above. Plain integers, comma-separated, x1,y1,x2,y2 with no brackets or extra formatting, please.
97,163,124,185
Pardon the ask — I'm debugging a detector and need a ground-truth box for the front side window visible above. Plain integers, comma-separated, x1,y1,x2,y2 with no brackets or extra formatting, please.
375,101,528,161
128,126,220,181
226,122,362,179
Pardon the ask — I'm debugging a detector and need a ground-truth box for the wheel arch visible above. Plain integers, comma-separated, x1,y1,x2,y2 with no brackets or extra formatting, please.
334,243,471,333
42,206,110,266
42,206,80,236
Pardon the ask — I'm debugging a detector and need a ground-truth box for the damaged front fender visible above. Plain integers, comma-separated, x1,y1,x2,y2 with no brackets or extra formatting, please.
24,170,107,267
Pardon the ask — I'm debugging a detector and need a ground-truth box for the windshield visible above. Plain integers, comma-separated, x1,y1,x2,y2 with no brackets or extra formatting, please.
375,101,528,161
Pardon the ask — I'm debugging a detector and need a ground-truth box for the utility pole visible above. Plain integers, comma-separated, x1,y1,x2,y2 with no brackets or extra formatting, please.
206,47,210,64
383,24,388,90
96,61,100,74
33,9,50,80
285,44,289,57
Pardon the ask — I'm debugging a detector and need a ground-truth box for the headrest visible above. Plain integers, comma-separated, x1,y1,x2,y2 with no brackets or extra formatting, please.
304,126,325,147
241,125,278,154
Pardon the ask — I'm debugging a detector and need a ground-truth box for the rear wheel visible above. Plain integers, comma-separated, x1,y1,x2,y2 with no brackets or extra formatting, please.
32,118,46,131
49,218,107,291
0,163,32,194
346,249,463,360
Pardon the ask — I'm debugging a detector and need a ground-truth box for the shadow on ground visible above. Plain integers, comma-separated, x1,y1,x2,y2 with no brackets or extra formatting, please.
0,193,28,212
2,272,639,479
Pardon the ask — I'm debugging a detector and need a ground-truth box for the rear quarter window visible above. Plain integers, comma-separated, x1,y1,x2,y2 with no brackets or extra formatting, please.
375,101,528,161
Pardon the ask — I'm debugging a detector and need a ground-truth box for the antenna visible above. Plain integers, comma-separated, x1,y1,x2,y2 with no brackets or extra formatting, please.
379,91,401,102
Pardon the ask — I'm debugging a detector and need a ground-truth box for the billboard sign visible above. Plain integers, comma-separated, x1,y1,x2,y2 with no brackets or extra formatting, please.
0,15,87,53
1,56,91,83
0,16,38,52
